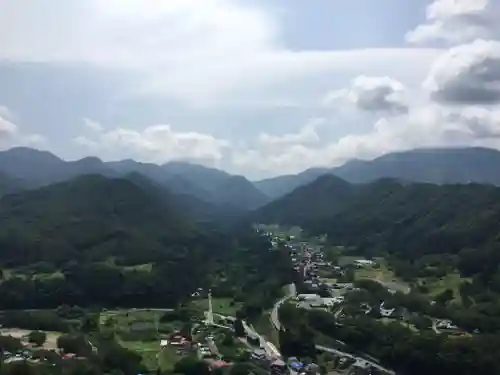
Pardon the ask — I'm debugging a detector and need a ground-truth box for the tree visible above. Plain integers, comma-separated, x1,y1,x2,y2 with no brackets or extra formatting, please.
0,336,23,353
436,289,454,306
28,331,46,347
234,319,245,337
173,356,211,375
230,362,252,375
57,334,92,356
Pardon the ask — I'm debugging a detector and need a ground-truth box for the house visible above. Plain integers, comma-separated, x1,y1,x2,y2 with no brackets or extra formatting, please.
270,359,287,375
379,302,395,317
437,319,458,330
251,349,267,361
296,293,321,301
354,260,375,268
325,296,344,305
170,334,189,346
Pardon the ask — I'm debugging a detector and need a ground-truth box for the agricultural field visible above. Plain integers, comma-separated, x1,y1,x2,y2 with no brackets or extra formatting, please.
99,308,189,371
353,258,411,294
190,297,242,316
418,272,469,303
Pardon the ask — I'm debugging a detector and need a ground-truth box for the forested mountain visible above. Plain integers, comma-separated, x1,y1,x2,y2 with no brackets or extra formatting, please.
253,147,500,199
253,174,352,224
254,174,500,263
0,174,291,311
332,147,500,184
0,174,193,267
0,147,268,210
253,168,329,199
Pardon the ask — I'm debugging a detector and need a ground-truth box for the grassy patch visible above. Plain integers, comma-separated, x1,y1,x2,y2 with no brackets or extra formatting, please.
158,346,182,372
420,273,469,302
108,309,185,371
253,312,279,346
321,278,338,284
355,259,410,293
119,339,162,370
190,298,242,316
32,271,64,281
123,263,153,272
338,256,365,266
100,309,163,326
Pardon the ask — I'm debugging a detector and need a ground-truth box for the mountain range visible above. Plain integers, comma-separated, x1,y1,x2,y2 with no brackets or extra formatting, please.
253,172,500,261
1,146,500,209
0,147,269,212
255,147,500,199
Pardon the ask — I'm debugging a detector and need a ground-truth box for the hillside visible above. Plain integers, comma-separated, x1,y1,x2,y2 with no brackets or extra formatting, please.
254,168,329,199
253,147,500,199
253,174,353,224
0,174,292,313
0,174,193,267
254,175,500,260
0,147,268,211
333,147,500,185
160,161,269,209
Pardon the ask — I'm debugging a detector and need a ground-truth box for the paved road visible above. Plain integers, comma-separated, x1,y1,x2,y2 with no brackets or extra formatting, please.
270,283,296,331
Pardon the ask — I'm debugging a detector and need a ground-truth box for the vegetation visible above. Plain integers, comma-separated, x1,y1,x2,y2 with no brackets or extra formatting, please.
279,303,500,375
27,331,46,347
190,297,242,316
0,171,293,374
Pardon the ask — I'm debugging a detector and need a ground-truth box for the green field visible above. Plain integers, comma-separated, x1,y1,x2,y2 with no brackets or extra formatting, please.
420,272,469,302
100,309,164,326
354,258,411,293
100,309,185,371
253,312,279,346
338,255,365,266
190,298,242,316
119,339,181,371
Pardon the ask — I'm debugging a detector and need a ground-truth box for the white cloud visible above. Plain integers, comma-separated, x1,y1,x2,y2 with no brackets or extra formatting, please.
325,76,408,114
83,118,104,133
0,106,14,121
0,106,48,148
73,119,230,166
406,0,500,46
423,39,500,104
19,133,49,148
0,0,439,107
233,105,500,177
0,114,18,140
258,118,324,147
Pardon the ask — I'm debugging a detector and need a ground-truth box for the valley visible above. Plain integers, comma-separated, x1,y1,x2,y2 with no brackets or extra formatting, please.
2,147,500,375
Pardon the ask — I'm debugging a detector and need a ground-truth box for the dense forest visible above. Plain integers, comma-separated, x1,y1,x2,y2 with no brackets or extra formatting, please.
0,174,292,313
254,175,500,277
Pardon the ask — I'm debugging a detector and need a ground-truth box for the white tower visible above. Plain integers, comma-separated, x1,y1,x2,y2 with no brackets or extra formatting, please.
207,289,214,325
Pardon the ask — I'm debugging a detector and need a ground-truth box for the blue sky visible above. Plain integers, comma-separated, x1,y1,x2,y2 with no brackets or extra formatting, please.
0,0,499,179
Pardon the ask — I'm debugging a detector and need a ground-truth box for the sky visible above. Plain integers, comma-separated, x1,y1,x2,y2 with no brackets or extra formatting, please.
0,0,500,179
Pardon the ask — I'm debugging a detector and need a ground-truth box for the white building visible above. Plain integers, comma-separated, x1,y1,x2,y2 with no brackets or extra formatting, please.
296,293,321,301
354,259,375,267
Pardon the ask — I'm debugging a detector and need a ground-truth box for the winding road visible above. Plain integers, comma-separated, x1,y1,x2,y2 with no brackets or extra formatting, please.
269,283,395,374
270,283,296,331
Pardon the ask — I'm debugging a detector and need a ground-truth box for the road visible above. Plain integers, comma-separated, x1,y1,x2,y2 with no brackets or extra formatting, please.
270,283,296,331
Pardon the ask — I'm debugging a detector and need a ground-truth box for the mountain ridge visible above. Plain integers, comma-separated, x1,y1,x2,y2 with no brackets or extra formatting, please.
253,146,500,198
0,147,268,210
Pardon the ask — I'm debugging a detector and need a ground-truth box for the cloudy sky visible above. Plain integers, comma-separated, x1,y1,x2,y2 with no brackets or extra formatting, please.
1,0,500,179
